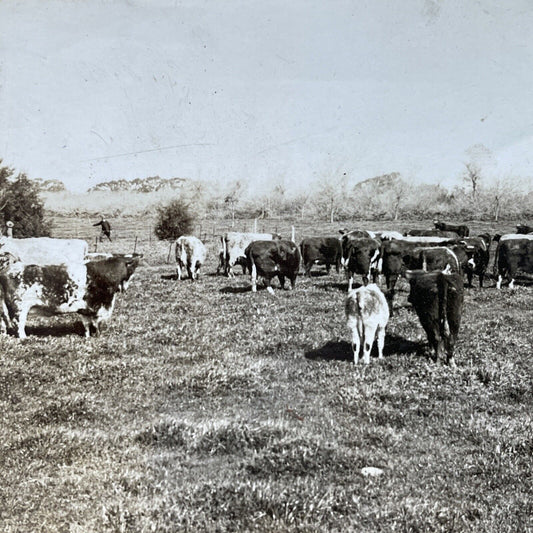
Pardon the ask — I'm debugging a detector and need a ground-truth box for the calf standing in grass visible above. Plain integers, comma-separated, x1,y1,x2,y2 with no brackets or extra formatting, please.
175,236,207,280
345,284,389,364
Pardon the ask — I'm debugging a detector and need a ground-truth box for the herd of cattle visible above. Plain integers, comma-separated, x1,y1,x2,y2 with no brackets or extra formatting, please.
0,220,532,366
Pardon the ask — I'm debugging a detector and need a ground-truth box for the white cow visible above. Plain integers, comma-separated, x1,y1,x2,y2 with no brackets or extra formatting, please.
0,236,89,264
345,284,389,364
175,236,207,280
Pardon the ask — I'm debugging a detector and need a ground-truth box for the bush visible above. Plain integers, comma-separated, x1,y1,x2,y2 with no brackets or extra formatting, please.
154,198,194,241
0,162,50,237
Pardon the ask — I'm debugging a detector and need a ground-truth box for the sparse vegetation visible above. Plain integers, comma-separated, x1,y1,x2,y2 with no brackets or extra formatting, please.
1,217,532,532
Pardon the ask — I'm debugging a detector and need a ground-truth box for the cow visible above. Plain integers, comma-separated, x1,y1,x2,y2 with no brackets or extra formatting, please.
380,237,459,312
459,236,491,287
406,228,459,239
300,237,343,276
343,237,381,290
339,228,376,239
345,284,389,364
175,236,207,280
84,253,143,291
406,268,464,366
433,220,470,238
221,232,281,277
516,224,533,234
403,246,461,273
245,240,300,294
0,236,89,264
373,230,404,241
0,256,140,339
493,234,533,289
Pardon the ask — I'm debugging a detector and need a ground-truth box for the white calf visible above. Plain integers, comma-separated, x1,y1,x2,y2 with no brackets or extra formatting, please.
345,283,389,364
175,236,207,280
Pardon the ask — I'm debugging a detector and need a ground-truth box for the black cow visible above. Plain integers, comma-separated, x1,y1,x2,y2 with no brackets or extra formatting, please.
406,269,464,366
300,237,343,276
433,220,470,238
343,237,381,290
245,240,300,293
494,235,533,289
516,224,533,234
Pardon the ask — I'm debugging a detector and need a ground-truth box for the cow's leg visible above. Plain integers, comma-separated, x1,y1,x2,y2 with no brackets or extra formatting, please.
362,275,369,286
326,262,331,274
467,271,473,288
509,278,516,290
265,277,275,295
187,260,193,280
16,305,30,340
376,325,386,360
335,259,341,274
362,323,378,364
289,274,297,290
278,274,286,289
479,273,484,288
176,262,182,281
496,274,502,289
351,320,362,364
251,261,258,292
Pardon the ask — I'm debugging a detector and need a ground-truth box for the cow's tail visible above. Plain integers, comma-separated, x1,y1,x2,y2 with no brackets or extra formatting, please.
438,272,451,338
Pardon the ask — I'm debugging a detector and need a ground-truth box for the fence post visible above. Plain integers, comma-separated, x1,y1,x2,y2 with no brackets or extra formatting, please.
94,236,98,252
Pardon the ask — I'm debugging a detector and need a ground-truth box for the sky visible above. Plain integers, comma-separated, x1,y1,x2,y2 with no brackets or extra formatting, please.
1,0,533,194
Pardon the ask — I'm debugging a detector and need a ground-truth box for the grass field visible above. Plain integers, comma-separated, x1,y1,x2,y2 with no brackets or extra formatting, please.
1,218,532,532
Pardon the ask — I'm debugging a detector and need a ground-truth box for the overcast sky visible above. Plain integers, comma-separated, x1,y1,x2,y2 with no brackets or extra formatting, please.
1,0,532,193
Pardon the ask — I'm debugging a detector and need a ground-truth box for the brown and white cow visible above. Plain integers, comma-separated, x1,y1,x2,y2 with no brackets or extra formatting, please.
245,240,300,294
406,267,464,366
221,232,281,277
494,234,533,289
175,236,207,280
300,237,343,276
0,256,140,338
345,283,389,364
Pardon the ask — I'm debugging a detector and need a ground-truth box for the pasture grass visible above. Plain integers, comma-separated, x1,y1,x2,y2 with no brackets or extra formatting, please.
1,218,532,532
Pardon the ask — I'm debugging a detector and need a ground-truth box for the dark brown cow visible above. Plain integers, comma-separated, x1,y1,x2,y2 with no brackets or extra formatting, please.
406,268,464,366
494,235,533,289
516,224,533,234
343,237,381,290
380,237,458,313
433,220,470,237
300,237,343,276
245,240,300,294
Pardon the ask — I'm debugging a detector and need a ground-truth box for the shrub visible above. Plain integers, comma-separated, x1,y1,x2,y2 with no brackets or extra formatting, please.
154,198,194,241
0,161,50,237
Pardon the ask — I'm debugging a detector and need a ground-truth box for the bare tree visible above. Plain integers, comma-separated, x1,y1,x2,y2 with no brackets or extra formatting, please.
224,180,244,226
463,162,482,200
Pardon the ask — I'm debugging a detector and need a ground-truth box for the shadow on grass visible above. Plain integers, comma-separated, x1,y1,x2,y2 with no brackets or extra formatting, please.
161,273,178,281
305,333,425,362
322,281,363,292
220,285,252,294
24,321,87,337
